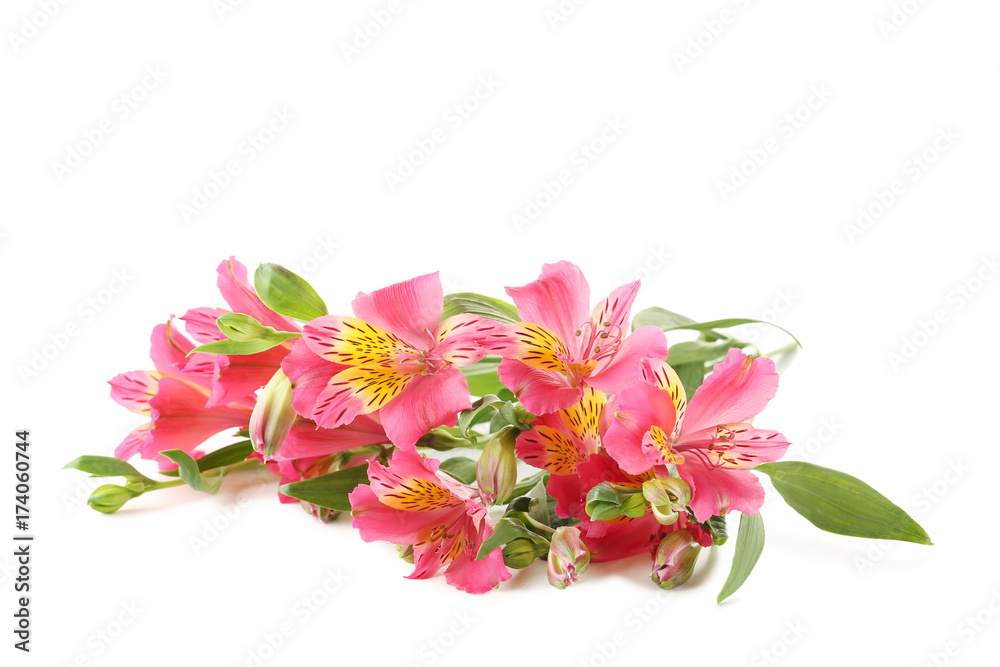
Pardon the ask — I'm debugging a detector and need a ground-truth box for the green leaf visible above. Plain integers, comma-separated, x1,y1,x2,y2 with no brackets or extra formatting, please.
160,450,224,494
278,464,370,511
666,340,737,366
438,457,478,485
510,471,548,500
63,456,156,485
254,263,328,321
442,292,520,324
461,356,505,397
717,512,765,604
673,362,708,399
159,441,254,477
632,307,697,330
635,307,801,347
755,462,932,545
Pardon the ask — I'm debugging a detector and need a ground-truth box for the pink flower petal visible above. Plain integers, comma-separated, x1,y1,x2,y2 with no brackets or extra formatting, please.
603,381,677,475
433,314,499,366
378,368,472,448
281,338,345,418
444,530,512,594
109,371,160,416
505,261,591,346
677,424,790,468
203,344,290,408
679,463,765,522
114,423,152,460
351,271,443,347
349,485,458,544
147,377,251,456
216,258,299,333
179,307,227,343
587,325,668,395
277,415,388,460
683,348,779,434
588,281,640,341
497,359,583,415
149,320,213,389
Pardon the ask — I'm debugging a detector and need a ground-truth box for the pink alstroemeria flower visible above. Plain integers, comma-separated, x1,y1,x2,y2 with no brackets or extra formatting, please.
547,451,712,562
180,258,301,407
514,385,604,475
494,261,668,415
349,447,511,594
110,320,253,469
603,350,790,522
286,272,499,447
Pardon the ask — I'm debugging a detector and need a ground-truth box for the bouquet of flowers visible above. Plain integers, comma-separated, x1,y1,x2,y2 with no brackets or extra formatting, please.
66,258,930,598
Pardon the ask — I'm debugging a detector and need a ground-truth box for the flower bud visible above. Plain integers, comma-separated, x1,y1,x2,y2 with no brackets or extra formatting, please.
642,478,692,525
585,482,647,521
547,526,591,590
503,537,547,569
651,529,701,590
250,370,297,459
88,484,140,514
217,313,270,341
476,426,518,505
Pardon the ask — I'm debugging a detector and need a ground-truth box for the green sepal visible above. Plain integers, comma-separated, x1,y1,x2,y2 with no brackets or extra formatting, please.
254,262,329,321
755,461,932,545
457,395,504,441
160,450,225,495
278,464,371,512
717,512,765,604
442,292,520,324
707,515,729,546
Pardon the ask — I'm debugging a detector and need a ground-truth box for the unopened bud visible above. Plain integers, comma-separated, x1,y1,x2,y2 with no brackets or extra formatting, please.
642,478,691,525
651,529,701,590
477,426,518,505
548,526,591,589
503,537,547,569
88,484,140,514
217,313,269,341
250,370,297,459
585,482,647,521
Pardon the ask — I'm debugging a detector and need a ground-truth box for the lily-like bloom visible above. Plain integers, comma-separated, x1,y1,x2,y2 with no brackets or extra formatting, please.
349,447,511,594
286,272,500,447
494,261,668,415
180,258,301,408
548,526,591,589
547,451,711,562
514,385,605,475
603,350,790,522
110,320,253,469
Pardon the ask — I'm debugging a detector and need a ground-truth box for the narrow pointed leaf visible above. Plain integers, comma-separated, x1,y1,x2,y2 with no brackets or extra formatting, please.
278,464,370,511
63,456,156,485
159,440,254,477
160,450,224,494
717,512,765,604
634,307,801,347
438,457,478,485
442,293,520,324
755,462,932,545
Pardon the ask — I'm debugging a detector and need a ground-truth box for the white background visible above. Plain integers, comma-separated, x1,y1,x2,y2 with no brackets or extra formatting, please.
2,1,998,666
